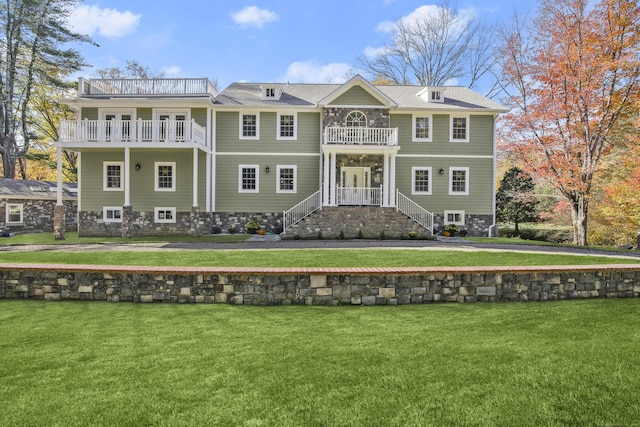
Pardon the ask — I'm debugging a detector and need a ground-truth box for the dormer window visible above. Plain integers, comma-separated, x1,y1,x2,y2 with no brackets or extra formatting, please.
262,86,281,100
418,86,446,103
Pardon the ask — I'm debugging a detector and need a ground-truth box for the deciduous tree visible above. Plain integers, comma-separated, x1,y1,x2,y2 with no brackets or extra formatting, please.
499,0,640,245
358,1,499,95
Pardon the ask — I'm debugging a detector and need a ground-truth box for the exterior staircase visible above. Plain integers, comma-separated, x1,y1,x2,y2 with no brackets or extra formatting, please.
282,206,433,239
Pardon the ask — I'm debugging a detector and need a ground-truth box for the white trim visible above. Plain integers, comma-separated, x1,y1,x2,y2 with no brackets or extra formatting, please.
449,167,469,195
239,111,260,140
450,114,470,143
152,108,190,121
98,108,136,121
444,210,465,225
217,152,321,157
154,162,176,192
411,167,432,195
276,165,297,194
103,206,123,223
103,161,124,191
276,112,297,140
154,207,176,223
6,203,23,224
396,154,493,159
412,113,433,142
238,164,259,193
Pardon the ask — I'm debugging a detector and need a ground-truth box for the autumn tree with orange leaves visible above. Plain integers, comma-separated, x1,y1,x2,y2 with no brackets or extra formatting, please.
499,0,640,245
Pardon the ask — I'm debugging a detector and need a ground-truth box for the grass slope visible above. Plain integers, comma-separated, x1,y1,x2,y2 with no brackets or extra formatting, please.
0,248,637,267
1,300,639,426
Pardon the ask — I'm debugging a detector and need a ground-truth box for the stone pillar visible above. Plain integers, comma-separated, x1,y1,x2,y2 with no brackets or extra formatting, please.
191,206,201,237
121,206,132,238
54,205,66,240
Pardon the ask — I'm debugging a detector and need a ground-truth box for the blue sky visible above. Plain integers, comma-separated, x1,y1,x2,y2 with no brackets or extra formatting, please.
68,0,537,91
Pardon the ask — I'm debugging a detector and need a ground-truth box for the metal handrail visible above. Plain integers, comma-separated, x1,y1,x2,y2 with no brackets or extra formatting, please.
396,190,434,233
283,190,322,231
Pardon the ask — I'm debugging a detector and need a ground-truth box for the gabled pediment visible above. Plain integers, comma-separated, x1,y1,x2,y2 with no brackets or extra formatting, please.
319,75,397,108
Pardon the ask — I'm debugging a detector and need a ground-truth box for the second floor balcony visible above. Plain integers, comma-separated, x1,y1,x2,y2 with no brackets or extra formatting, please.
59,119,206,147
324,127,398,146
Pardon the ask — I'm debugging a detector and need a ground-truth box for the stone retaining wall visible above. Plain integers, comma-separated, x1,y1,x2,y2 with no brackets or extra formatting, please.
1,264,639,305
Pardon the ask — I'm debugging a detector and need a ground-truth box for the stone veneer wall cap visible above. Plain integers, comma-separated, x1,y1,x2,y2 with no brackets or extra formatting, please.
1,262,640,275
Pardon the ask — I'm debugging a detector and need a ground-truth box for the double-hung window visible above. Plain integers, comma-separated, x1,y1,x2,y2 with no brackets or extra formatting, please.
449,167,469,195
411,167,432,195
6,203,23,224
240,113,259,139
450,115,469,142
413,114,432,142
103,162,124,191
277,165,297,193
239,165,259,193
277,113,296,139
155,162,176,191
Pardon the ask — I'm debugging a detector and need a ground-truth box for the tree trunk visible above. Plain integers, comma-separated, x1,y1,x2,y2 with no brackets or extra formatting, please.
570,195,589,246
2,153,16,179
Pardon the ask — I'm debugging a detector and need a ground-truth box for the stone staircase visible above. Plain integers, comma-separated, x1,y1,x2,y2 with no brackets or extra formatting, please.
282,206,433,239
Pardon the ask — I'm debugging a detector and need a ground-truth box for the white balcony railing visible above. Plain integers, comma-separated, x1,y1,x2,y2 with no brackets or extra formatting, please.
337,187,382,206
324,127,398,146
78,78,217,97
59,119,206,146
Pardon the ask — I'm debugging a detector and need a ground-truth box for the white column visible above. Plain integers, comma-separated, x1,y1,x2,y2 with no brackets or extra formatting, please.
124,147,131,206
389,153,396,207
323,151,330,206
383,153,390,207
206,152,211,211
330,151,337,206
193,148,199,207
56,147,63,206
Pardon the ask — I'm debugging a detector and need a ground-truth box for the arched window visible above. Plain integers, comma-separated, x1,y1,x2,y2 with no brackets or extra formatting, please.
345,111,367,127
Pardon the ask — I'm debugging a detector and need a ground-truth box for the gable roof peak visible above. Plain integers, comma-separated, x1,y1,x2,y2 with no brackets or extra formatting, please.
318,74,398,107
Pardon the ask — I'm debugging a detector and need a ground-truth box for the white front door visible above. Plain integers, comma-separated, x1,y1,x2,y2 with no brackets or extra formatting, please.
340,167,371,204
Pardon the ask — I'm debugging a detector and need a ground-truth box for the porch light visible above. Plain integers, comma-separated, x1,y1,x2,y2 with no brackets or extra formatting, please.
265,166,270,173
439,168,444,175
135,163,141,171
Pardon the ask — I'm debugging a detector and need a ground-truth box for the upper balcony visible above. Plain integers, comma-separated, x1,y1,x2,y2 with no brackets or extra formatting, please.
323,127,398,146
78,78,218,98
58,119,206,148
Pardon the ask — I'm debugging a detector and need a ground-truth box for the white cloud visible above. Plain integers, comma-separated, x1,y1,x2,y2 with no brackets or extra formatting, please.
161,66,182,77
230,6,278,29
69,5,140,38
377,4,478,34
363,45,387,59
280,61,354,84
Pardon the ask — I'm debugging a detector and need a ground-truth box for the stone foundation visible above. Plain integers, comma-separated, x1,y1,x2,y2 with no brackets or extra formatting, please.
0,199,77,233
433,214,494,237
2,265,638,305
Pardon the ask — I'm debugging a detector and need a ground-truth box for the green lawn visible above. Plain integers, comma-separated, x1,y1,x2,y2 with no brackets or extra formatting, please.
1,299,639,426
0,248,637,267
0,232,250,245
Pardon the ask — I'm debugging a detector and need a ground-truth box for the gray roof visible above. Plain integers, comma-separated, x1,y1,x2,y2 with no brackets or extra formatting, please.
215,81,508,112
0,178,77,199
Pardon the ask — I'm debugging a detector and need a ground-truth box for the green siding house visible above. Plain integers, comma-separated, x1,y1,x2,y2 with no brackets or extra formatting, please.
54,75,507,238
